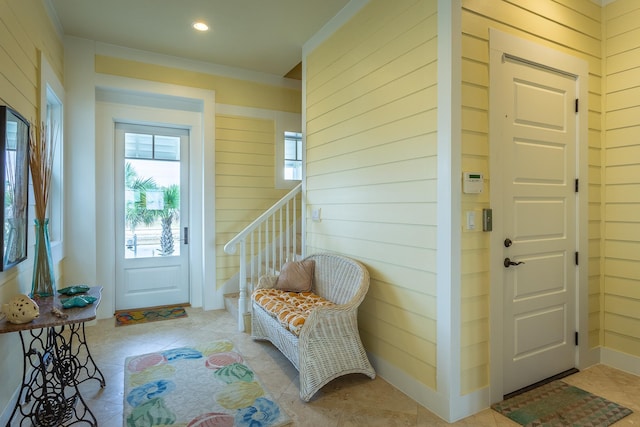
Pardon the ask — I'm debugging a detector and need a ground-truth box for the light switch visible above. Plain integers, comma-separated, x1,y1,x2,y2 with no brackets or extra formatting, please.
312,208,321,222
466,211,476,230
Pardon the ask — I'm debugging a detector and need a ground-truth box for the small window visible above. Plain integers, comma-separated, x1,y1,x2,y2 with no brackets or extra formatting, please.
273,112,301,189
283,131,302,181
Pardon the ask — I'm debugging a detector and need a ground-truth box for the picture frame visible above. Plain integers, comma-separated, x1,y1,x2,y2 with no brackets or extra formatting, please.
0,106,30,271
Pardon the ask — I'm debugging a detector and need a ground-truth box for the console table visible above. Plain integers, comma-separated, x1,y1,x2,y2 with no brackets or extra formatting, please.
0,286,105,426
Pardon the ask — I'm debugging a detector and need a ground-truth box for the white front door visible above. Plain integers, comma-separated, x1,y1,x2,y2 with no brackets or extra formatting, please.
115,123,190,310
499,56,578,395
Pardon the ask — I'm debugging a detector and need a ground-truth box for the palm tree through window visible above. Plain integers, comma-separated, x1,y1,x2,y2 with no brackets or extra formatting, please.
124,130,181,259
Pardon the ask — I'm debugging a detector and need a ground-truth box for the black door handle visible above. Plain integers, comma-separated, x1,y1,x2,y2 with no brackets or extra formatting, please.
504,257,524,268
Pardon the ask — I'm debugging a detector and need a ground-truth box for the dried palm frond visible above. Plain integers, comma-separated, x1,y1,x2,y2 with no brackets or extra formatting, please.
29,123,56,221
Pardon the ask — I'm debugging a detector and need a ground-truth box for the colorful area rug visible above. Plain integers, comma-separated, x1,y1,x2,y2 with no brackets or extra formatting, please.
123,340,291,427
115,306,188,326
492,380,632,426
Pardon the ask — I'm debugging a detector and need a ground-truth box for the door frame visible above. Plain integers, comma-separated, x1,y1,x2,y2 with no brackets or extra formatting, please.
488,29,592,403
94,75,219,318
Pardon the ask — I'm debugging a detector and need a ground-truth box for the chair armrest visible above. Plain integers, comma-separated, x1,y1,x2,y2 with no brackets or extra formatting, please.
300,303,358,339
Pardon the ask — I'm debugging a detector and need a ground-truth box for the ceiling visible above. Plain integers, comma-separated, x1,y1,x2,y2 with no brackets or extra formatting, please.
47,0,352,79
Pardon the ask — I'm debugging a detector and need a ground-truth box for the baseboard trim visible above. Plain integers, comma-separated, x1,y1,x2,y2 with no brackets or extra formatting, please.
0,378,23,426
581,345,601,370
450,386,490,423
367,352,448,421
601,347,640,377
368,347,638,424
368,352,490,423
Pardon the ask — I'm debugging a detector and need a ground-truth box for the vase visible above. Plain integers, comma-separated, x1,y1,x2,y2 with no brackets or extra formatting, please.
31,218,55,298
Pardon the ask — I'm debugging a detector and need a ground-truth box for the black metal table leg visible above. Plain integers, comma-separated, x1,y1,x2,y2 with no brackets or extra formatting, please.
1,287,104,426
6,328,94,427
58,323,106,388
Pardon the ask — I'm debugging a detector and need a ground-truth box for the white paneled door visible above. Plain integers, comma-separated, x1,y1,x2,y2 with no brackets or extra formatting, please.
115,123,190,310
499,56,577,395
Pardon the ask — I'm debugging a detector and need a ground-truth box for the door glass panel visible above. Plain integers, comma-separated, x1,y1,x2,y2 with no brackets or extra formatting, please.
124,132,181,259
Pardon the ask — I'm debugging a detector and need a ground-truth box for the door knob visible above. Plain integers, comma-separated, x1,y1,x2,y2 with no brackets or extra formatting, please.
504,257,525,268
504,238,512,247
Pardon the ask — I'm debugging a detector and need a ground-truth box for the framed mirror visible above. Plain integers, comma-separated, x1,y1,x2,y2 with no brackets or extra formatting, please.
0,106,30,270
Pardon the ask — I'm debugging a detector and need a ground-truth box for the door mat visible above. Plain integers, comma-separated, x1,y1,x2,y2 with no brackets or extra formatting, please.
492,380,632,426
115,306,188,326
124,341,291,427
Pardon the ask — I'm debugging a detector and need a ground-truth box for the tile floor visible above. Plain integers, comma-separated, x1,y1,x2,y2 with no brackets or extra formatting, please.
76,307,639,426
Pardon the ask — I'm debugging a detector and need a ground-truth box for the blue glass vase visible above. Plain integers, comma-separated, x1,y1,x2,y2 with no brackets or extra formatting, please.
31,218,55,297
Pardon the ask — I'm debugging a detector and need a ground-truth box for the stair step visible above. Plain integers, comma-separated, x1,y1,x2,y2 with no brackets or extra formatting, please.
224,292,239,320
224,292,252,334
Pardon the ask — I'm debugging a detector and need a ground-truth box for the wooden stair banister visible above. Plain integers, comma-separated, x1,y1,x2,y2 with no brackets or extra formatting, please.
223,183,302,331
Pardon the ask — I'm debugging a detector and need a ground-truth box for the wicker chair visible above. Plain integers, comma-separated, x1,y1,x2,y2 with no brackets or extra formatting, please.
251,253,376,401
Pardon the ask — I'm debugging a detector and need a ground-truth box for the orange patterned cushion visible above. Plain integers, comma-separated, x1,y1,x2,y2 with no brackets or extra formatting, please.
252,288,334,336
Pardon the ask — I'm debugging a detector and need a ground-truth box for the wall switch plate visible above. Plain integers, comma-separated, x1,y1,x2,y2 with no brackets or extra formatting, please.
466,211,476,230
311,208,321,222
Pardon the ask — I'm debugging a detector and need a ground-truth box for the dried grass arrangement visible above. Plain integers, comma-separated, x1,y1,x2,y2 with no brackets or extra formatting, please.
29,122,56,297
30,123,54,221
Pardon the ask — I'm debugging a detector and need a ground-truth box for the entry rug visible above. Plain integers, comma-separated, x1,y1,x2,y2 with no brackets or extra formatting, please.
115,306,188,326
492,380,632,426
124,341,291,427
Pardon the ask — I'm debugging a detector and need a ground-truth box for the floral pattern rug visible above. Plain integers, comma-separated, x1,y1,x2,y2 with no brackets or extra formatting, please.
124,340,291,427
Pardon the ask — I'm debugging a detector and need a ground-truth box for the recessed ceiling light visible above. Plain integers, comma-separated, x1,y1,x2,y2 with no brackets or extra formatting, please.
193,21,209,32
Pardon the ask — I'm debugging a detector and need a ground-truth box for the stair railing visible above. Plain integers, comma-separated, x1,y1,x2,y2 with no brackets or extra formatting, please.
224,183,302,331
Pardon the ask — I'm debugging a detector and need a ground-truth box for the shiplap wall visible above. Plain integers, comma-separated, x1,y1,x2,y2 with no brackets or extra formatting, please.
305,0,439,389
0,0,63,122
94,56,301,114
0,0,63,415
603,0,640,359
215,115,293,287
460,0,603,394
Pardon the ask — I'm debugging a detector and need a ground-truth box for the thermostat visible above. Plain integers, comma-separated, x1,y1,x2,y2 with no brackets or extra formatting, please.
463,172,484,194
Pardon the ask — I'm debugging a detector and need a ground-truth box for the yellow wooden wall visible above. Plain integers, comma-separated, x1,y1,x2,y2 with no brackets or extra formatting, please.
95,56,301,114
305,0,439,389
214,114,293,287
460,0,603,394
0,0,63,120
602,0,640,359
0,0,63,412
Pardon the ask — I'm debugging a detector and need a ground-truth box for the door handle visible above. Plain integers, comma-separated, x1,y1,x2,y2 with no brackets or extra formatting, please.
183,227,189,245
504,257,524,268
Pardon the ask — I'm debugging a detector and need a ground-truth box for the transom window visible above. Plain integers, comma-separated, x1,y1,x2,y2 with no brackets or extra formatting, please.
125,133,180,161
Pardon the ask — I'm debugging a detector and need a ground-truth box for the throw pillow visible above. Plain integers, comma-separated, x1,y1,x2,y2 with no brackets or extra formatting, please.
275,260,315,292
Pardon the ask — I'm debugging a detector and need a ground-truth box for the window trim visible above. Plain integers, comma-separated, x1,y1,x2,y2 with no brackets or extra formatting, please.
39,53,64,263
